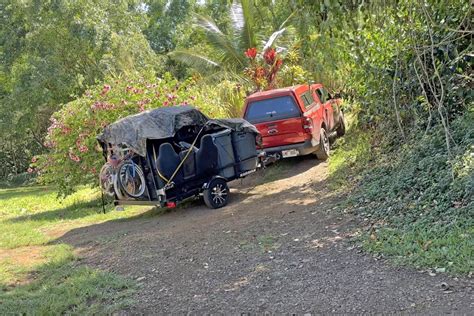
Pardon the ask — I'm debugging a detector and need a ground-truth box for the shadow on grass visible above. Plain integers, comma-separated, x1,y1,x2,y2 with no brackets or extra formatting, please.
7,198,105,224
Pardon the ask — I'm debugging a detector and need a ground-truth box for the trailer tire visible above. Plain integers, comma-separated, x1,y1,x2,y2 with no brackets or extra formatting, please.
203,178,229,209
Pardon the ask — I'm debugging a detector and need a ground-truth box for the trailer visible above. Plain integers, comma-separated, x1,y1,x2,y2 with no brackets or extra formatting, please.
97,106,262,209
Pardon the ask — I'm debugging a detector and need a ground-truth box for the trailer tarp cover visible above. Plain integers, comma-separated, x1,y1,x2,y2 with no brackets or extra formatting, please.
206,118,259,135
97,106,208,156
97,106,259,156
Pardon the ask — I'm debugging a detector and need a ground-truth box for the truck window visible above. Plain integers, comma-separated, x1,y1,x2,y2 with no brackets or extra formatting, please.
300,91,314,109
245,96,301,124
316,88,328,103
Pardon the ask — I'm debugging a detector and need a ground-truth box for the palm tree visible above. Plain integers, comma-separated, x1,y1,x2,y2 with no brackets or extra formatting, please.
169,0,294,74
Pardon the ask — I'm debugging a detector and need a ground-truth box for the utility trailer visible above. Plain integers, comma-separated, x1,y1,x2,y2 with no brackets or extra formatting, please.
97,106,263,209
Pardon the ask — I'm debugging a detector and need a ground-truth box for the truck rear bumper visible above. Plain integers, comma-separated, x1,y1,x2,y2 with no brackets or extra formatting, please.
263,139,319,157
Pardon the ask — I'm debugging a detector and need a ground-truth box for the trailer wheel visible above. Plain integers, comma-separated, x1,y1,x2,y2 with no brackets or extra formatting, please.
203,178,229,209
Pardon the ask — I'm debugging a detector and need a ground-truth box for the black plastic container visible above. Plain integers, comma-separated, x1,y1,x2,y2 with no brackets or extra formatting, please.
231,131,258,174
211,129,236,179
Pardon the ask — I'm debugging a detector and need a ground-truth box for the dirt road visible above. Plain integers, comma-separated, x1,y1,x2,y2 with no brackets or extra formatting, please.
57,157,473,313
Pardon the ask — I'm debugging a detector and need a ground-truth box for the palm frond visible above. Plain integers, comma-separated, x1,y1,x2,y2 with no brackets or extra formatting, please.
239,0,257,49
168,50,220,72
263,28,286,51
278,9,298,30
194,13,246,68
230,1,244,31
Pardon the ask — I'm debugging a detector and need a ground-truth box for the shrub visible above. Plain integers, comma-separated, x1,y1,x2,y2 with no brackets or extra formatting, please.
35,72,228,196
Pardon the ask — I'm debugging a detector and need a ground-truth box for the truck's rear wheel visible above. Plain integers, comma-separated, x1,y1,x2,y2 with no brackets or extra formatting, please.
315,128,330,161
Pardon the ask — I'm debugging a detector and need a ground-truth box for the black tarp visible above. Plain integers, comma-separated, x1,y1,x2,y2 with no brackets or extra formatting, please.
206,118,259,135
97,106,208,156
97,105,259,157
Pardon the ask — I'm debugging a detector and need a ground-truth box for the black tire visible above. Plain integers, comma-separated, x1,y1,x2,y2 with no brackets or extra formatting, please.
315,128,330,161
203,178,229,209
117,161,146,198
336,111,346,137
99,163,115,197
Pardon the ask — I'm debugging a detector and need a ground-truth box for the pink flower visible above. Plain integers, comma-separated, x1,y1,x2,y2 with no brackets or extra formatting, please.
62,126,71,134
91,101,115,112
163,101,169,106
31,156,37,163
78,145,88,153
101,84,111,96
68,151,81,162
27,167,34,174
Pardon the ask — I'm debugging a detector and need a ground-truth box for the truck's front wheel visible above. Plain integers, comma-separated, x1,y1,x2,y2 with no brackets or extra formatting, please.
336,111,346,137
315,128,330,161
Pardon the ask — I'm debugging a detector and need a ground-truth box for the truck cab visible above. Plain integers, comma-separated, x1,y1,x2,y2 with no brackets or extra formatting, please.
243,84,345,160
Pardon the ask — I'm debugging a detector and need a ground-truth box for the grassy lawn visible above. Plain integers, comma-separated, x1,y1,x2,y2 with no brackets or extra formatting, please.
0,186,149,314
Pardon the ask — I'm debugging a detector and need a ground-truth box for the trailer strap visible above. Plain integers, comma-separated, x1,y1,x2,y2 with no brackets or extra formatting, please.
152,146,169,182
166,125,206,186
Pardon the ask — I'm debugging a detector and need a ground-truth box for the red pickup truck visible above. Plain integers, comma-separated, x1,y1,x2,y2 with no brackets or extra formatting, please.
243,84,345,160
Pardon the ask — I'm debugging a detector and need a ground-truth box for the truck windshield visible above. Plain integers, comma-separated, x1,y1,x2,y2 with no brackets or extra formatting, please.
245,96,300,124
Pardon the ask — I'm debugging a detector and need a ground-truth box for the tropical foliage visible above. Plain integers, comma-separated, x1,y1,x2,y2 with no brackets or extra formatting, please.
169,0,293,76
0,0,472,276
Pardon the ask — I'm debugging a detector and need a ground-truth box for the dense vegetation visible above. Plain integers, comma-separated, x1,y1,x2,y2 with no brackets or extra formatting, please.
0,0,472,273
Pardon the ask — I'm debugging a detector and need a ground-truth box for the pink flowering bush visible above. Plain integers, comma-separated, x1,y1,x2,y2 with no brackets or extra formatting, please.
37,72,215,196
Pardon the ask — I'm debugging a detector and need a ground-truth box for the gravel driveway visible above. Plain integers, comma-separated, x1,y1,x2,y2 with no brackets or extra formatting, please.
57,156,473,313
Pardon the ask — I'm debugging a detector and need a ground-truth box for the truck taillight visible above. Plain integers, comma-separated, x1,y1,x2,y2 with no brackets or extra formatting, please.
303,117,313,134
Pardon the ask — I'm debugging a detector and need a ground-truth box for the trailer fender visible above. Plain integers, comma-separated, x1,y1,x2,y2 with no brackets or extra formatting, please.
202,176,228,189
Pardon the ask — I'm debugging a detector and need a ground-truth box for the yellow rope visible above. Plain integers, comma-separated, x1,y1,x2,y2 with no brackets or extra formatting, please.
166,127,204,185
153,146,169,182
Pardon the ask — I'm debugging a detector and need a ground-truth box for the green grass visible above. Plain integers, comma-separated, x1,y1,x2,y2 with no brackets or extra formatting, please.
0,258,135,314
0,186,146,249
329,112,474,274
362,223,474,274
0,185,150,314
328,129,372,189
